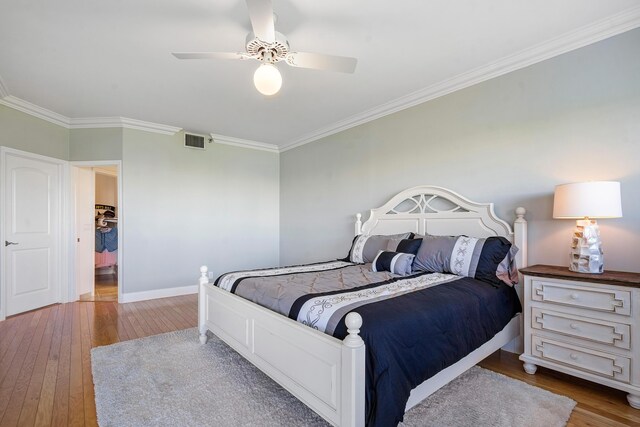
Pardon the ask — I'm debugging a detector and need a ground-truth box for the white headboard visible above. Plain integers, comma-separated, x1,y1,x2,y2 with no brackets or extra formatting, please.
355,185,528,268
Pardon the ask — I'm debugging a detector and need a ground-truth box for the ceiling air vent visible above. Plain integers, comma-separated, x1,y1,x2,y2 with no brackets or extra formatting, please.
184,133,206,150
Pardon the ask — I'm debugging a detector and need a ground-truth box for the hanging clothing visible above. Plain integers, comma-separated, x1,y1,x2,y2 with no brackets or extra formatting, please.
95,227,118,252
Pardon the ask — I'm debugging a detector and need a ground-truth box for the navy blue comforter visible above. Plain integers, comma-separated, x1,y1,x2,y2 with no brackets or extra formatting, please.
219,264,521,427
329,274,521,427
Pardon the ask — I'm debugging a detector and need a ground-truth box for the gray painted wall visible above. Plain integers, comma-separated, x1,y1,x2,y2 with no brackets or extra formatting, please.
1,27,638,301
121,129,280,293
0,104,69,159
69,128,123,160
280,29,640,272
0,107,280,296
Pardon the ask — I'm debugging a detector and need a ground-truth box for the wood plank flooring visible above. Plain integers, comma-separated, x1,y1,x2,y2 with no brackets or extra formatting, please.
0,295,197,427
1,294,637,426
479,351,640,426
78,275,118,303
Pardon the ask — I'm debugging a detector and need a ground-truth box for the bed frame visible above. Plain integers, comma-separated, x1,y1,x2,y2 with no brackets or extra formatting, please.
198,185,527,426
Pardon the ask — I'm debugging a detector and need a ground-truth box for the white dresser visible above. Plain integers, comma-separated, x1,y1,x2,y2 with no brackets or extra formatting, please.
519,265,640,408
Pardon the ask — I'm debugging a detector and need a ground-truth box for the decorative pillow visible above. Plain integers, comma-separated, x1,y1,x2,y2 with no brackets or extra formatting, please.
449,236,518,286
496,245,519,286
347,232,413,263
385,238,423,256
412,235,458,273
371,251,415,276
413,235,519,286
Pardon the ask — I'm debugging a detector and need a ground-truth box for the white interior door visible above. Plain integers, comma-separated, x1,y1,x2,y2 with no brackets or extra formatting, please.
74,167,95,297
2,150,62,316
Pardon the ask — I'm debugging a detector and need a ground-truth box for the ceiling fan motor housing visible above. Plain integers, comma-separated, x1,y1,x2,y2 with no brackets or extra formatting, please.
245,31,289,62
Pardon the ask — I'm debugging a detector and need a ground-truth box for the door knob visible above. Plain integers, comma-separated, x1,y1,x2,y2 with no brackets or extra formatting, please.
5,241,18,247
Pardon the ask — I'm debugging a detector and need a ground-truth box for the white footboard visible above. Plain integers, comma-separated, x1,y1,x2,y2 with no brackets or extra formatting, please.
198,267,365,427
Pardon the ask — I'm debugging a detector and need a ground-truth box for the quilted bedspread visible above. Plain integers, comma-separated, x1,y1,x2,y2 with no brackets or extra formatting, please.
215,261,521,427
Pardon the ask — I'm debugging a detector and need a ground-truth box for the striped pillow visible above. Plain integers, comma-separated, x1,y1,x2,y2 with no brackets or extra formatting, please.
413,235,518,286
450,236,518,286
347,232,413,263
372,251,415,276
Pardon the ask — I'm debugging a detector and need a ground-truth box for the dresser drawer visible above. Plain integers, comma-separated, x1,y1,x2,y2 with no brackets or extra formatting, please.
531,280,630,315
531,307,630,349
532,335,630,382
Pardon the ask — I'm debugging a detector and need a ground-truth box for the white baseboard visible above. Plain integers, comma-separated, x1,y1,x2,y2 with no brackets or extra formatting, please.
119,284,197,303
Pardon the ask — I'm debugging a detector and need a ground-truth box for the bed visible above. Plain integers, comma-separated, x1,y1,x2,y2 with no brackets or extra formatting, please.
198,185,528,426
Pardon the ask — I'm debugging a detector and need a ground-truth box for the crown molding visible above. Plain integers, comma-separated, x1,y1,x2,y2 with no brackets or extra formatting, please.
70,117,181,135
210,133,279,153
279,6,640,152
0,75,8,98
3,6,639,153
0,95,71,127
0,94,279,147
0,95,182,135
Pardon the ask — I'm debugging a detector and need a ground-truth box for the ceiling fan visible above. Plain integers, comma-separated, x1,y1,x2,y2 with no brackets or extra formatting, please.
172,0,358,96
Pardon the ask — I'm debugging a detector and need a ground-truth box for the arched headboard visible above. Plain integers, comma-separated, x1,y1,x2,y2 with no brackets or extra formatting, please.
355,185,528,269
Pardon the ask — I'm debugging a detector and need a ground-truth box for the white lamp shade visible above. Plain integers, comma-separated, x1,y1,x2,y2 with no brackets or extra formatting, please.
553,181,622,219
253,64,282,96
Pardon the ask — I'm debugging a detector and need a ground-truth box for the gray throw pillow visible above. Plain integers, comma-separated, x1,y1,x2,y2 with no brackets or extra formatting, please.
413,234,519,286
349,232,412,263
412,235,458,272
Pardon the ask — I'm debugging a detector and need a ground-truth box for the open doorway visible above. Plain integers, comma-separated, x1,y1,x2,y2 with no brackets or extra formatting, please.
72,162,121,302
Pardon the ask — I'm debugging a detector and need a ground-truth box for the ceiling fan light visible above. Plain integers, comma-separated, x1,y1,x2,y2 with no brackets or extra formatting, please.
253,63,282,96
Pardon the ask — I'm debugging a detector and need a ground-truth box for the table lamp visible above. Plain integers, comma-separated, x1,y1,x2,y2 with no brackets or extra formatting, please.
553,181,622,274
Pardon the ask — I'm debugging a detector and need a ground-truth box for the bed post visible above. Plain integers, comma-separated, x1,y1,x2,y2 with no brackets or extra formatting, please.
513,207,527,353
199,265,209,345
341,312,365,427
514,207,528,270
355,213,362,236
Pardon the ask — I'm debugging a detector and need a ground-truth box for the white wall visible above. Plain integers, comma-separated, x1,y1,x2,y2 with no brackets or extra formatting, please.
280,29,640,272
121,129,280,293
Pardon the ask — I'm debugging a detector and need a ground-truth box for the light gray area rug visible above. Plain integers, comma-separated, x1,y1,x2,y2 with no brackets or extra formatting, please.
92,328,575,427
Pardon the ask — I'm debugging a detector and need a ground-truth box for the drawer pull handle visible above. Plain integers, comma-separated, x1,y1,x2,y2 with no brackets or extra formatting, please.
570,293,579,300
613,331,624,342
613,364,623,374
612,299,624,308
535,288,544,297
569,323,579,330
535,344,544,353
569,353,578,360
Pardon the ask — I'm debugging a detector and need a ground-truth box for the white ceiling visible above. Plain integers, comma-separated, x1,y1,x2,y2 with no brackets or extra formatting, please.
1,0,639,148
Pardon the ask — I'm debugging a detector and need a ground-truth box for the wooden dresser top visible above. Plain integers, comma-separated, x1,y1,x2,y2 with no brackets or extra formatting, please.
520,264,640,288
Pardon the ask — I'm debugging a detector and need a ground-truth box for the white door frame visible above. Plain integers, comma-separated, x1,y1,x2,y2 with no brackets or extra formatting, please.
69,160,123,302
74,166,96,297
0,146,69,321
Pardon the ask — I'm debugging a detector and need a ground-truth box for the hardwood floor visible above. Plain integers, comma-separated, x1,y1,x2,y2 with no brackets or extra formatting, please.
78,275,118,303
0,294,197,427
479,351,640,426
0,296,637,426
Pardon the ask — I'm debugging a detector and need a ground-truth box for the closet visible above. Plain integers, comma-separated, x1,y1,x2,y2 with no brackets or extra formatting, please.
76,165,119,302
93,170,118,300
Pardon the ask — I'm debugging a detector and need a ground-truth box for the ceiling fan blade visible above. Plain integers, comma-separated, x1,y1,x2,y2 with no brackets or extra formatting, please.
285,52,357,73
172,52,251,60
246,0,275,43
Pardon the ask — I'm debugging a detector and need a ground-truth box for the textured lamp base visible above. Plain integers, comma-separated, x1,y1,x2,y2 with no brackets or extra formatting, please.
569,219,604,274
